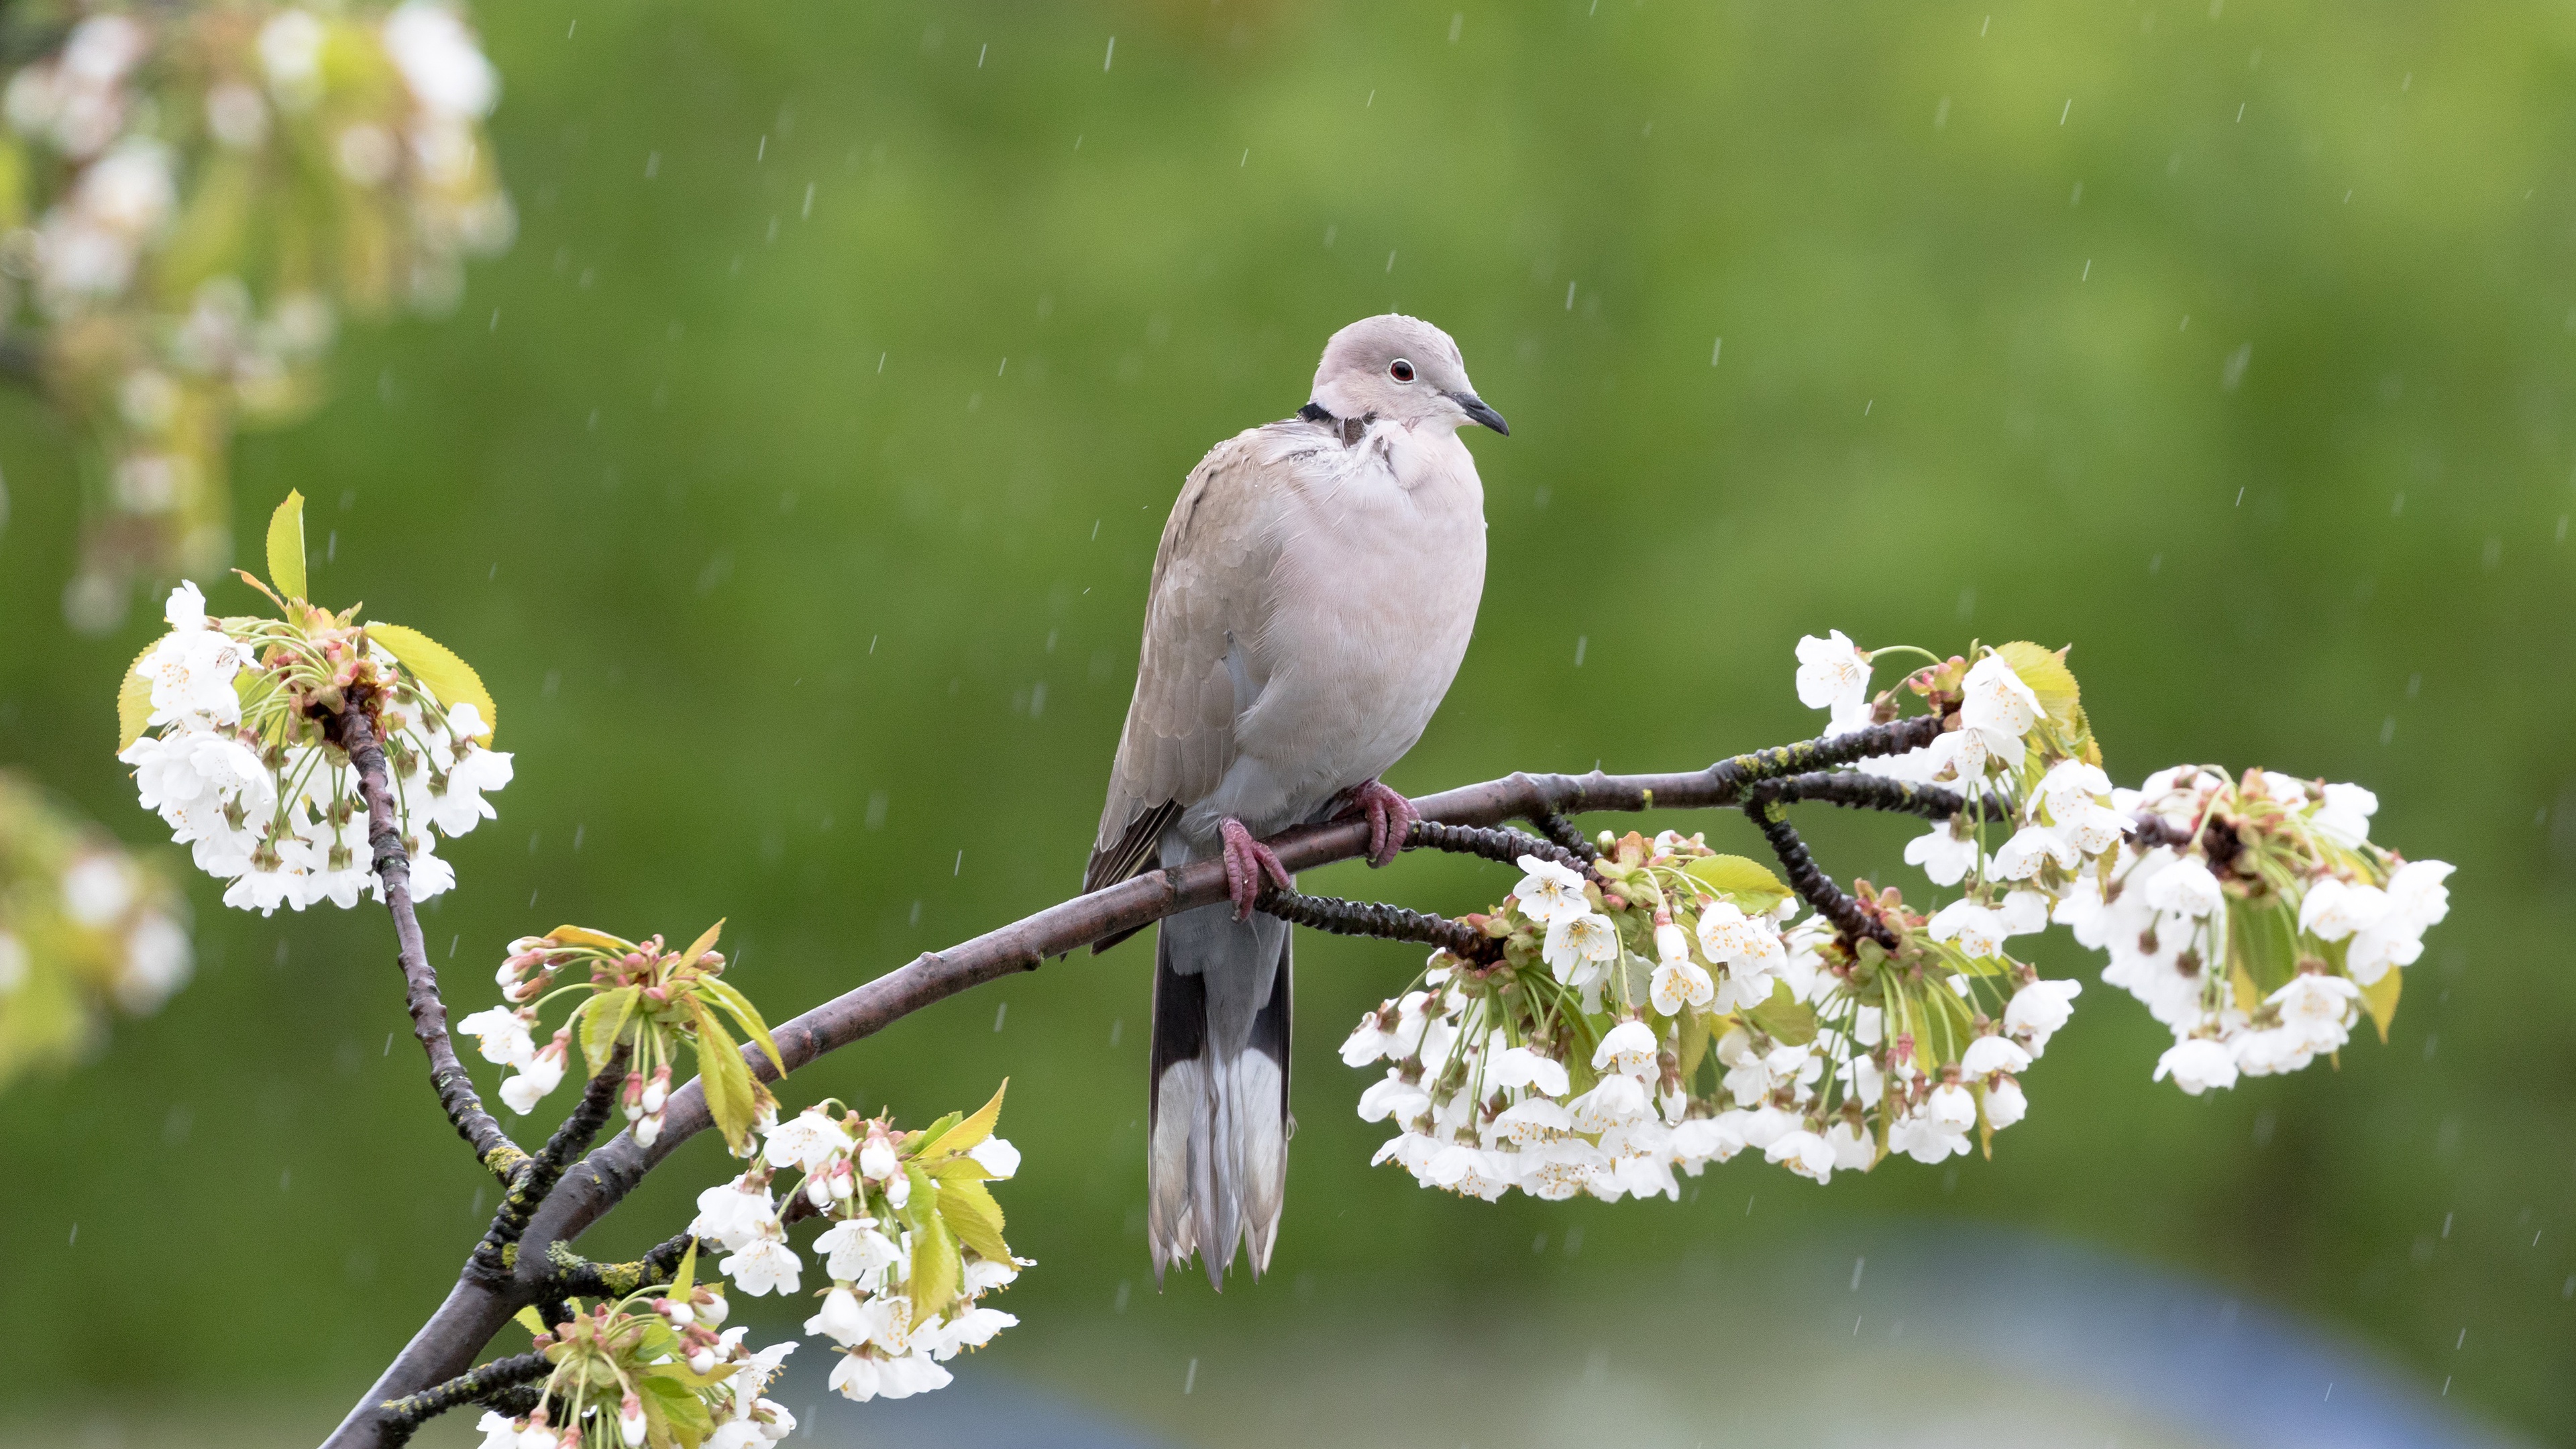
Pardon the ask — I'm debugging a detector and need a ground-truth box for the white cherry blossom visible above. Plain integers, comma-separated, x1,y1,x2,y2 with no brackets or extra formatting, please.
1511,855,1592,922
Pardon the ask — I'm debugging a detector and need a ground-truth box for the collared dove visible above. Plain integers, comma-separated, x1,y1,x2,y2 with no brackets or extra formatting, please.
1084,314,1509,1287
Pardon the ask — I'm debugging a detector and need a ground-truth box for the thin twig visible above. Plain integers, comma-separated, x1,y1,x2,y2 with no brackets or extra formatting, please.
330,696,524,1177
1401,819,1589,873
379,1352,549,1444
474,1046,630,1281
1257,886,1497,962
319,718,1945,1448
1744,788,1898,950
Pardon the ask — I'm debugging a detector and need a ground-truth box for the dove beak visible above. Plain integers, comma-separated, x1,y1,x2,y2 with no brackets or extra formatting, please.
1447,391,1510,436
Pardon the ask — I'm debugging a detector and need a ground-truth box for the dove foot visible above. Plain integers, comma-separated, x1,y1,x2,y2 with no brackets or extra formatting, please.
1219,817,1293,920
1338,779,1420,869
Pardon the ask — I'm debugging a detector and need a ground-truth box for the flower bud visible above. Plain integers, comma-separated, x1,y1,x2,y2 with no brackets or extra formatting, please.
618,1393,646,1447
657,1295,693,1326
806,1171,835,1209
858,1138,896,1183
641,1066,670,1114
622,1070,646,1122
635,1112,662,1147
695,1286,729,1326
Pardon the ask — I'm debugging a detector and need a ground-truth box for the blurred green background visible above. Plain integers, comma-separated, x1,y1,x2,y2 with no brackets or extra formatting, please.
3,0,2572,1442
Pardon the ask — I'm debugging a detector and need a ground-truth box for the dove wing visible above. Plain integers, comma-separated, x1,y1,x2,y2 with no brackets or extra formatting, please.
1086,423,1324,894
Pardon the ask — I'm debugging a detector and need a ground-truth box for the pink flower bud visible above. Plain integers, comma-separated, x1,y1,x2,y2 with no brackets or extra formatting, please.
619,1393,645,1447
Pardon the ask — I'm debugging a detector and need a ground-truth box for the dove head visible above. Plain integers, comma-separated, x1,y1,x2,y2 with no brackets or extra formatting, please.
1309,313,1509,436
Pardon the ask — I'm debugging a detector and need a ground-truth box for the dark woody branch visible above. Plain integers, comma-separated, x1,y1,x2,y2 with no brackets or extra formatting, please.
329,697,525,1179
378,1352,549,1444
321,716,1957,1448
472,1046,631,1282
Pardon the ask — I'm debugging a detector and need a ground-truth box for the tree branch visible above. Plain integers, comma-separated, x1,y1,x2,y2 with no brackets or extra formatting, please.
1743,788,1900,949
328,698,525,1177
473,1046,629,1282
1258,885,1497,962
379,1351,549,1444
320,718,1945,1448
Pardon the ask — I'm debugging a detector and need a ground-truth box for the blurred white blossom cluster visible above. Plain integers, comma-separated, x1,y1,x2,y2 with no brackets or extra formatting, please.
0,1,513,630
688,1086,1028,1403
1348,631,2457,1197
2063,768,2451,1095
0,767,191,1089
474,1264,800,1449
113,492,509,914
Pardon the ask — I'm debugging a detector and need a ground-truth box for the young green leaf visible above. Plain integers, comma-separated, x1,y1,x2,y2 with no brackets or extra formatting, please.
265,490,307,602
2357,965,2400,1044
694,975,782,1075
1684,855,1794,914
926,1079,1009,1157
513,1304,547,1335
582,985,640,1077
692,1004,756,1152
548,924,632,952
367,623,498,742
908,1204,963,1322
1743,977,1817,1046
934,1171,1012,1262
115,636,164,751
672,1238,698,1297
678,918,725,968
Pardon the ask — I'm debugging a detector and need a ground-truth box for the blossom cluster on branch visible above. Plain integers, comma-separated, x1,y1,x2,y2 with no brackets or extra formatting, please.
0,766,190,1088
0,0,512,631
113,491,511,914
470,1247,799,1449
1346,632,2455,1197
458,920,780,1148
686,1085,1028,1404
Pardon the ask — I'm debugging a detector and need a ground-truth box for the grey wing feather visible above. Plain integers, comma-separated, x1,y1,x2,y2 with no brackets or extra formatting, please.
1085,425,1314,896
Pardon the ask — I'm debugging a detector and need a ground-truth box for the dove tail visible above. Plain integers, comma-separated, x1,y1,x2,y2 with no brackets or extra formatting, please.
1148,903,1292,1289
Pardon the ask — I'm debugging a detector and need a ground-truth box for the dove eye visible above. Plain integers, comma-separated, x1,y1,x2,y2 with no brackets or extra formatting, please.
1388,359,1415,383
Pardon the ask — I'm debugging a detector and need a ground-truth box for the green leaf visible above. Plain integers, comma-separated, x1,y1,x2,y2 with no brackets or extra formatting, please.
1676,1007,1712,1087
1744,978,1817,1046
678,918,724,967
2226,898,2300,998
582,986,640,1078
1994,641,2101,767
925,1079,1009,1158
548,924,632,952
265,490,307,603
639,1372,713,1432
694,975,783,1075
672,1238,698,1297
908,1201,962,1322
692,1004,756,1153
116,636,166,752
2357,965,2401,1044
514,1304,547,1335
909,1110,965,1157
1684,855,1794,914
368,623,498,742
933,1169,1012,1262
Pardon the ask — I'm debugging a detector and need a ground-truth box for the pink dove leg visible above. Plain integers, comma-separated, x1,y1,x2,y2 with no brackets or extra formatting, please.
1340,778,1420,869
1218,816,1293,920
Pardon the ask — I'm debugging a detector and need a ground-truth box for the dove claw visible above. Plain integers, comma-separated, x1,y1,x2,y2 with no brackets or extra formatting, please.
1343,780,1419,869
1219,817,1291,920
